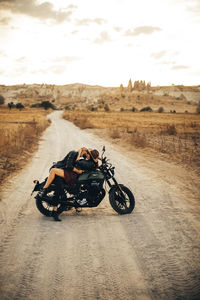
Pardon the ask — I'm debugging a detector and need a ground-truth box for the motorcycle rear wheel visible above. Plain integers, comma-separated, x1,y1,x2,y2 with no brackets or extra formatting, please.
36,197,56,216
36,197,65,217
109,184,135,214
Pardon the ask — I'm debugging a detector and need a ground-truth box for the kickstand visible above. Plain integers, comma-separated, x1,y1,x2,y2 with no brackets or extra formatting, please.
76,207,82,213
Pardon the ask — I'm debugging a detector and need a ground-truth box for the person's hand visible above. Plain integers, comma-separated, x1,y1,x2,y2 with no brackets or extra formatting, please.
73,167,84,174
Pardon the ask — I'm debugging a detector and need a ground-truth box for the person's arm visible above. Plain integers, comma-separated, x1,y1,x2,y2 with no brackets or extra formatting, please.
76,148,82,161
76,147,88,161
72,167,84,174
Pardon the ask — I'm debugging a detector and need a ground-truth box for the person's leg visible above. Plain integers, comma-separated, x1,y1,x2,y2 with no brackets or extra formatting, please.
40,168,65,221
43,168,65,189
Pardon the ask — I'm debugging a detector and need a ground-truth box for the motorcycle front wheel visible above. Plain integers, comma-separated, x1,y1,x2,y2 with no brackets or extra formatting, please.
109,184,135,214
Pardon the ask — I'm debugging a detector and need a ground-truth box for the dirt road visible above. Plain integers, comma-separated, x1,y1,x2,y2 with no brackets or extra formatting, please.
0,111,200,300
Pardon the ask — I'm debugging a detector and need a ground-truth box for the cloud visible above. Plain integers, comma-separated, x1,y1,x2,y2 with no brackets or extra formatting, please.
114,26,122,32
48,65,66,74
67,4,78,10
71,30,78,35
0,0,73,23
183,0,200,13
171,0,200,17
94,31,112,44
34,65,67,74
0,16,11,25
0,49,6,56
0,69,6,75
124,26,162,36
52,56,80,63
151,51,167,59
171,65,190,70
16,56,27,62
76,18,106,26
160,61,176,65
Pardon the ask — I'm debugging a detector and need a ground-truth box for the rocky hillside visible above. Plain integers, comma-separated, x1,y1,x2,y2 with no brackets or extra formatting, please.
151,85,200,103
0,83,199,107
0,83,117,106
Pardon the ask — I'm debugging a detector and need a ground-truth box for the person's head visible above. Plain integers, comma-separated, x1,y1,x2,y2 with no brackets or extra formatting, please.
88,149,99,163
80,148,90,160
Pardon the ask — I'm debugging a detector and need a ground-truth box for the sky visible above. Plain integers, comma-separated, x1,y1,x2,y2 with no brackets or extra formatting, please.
0,0,200,87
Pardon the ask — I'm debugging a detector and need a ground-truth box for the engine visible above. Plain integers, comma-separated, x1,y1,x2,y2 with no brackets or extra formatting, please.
78,180,104,203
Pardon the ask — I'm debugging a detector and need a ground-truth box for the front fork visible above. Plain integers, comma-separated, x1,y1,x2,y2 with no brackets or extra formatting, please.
107,178,126,205
107,176,122,191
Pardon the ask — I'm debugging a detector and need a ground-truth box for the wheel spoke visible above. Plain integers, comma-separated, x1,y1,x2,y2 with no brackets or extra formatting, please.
42,201,53,211
115,191,129,209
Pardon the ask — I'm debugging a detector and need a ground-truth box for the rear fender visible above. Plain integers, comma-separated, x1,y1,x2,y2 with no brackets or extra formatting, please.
31,178,47,195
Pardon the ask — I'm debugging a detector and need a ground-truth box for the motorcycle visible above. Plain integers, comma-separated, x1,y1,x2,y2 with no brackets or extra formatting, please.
31,146,135,216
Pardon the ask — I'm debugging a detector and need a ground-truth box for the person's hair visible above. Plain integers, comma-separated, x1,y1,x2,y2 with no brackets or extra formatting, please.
90,149,99,159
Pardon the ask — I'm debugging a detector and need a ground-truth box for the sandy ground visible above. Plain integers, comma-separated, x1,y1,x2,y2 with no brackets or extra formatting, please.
0,111,200,300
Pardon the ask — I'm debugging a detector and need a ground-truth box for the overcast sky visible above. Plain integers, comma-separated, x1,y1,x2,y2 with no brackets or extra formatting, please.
0,0,200,86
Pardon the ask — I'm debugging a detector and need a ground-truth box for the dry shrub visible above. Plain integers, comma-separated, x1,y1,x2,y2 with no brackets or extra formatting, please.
0,108,50,183
62,109,200,169
130,131,147,148
160,124,177,135
109,128,121,139
73,116,93,129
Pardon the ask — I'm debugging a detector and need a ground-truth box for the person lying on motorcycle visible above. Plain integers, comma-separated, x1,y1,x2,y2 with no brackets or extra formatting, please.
76,148,100,171
38,147,100,221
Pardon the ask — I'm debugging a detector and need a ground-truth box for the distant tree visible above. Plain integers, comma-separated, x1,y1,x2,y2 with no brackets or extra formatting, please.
31,101,56,110
140,106,153,112
40,101,56,110
8,102,15,110
128,79,132,92
16,103,25,110
104,104,110,112
31,103,40,108
0,95,5,105
88,105,97,111
158,107,164,113
131,106,137,112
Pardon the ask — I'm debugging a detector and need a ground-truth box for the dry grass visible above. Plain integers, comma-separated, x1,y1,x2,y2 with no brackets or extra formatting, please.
0,107,50,184
63,110,200,170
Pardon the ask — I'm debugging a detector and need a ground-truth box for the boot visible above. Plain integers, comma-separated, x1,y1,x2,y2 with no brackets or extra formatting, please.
37,187,47,199
52,210,62,222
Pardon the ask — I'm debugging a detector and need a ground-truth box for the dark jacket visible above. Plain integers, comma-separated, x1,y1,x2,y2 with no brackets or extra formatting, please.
50,151,78,171
75,159,97,171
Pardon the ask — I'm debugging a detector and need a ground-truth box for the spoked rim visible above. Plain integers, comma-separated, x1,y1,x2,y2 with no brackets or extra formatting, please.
114,191,130,210
41,191,61,212
41,200,54,212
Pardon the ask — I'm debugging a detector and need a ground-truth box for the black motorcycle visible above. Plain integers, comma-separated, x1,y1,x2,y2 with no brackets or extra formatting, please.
31,146,135,216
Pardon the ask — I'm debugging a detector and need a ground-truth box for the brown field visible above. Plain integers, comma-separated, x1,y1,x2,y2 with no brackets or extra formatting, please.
0,107,50,184
63,110,200,172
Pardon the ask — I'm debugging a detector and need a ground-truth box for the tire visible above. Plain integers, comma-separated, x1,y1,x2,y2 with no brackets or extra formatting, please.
109,184,135,214
35,194,71,217
36,196,55,216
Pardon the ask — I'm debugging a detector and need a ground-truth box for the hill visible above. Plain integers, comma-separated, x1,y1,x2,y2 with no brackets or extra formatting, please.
0,83,199,113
